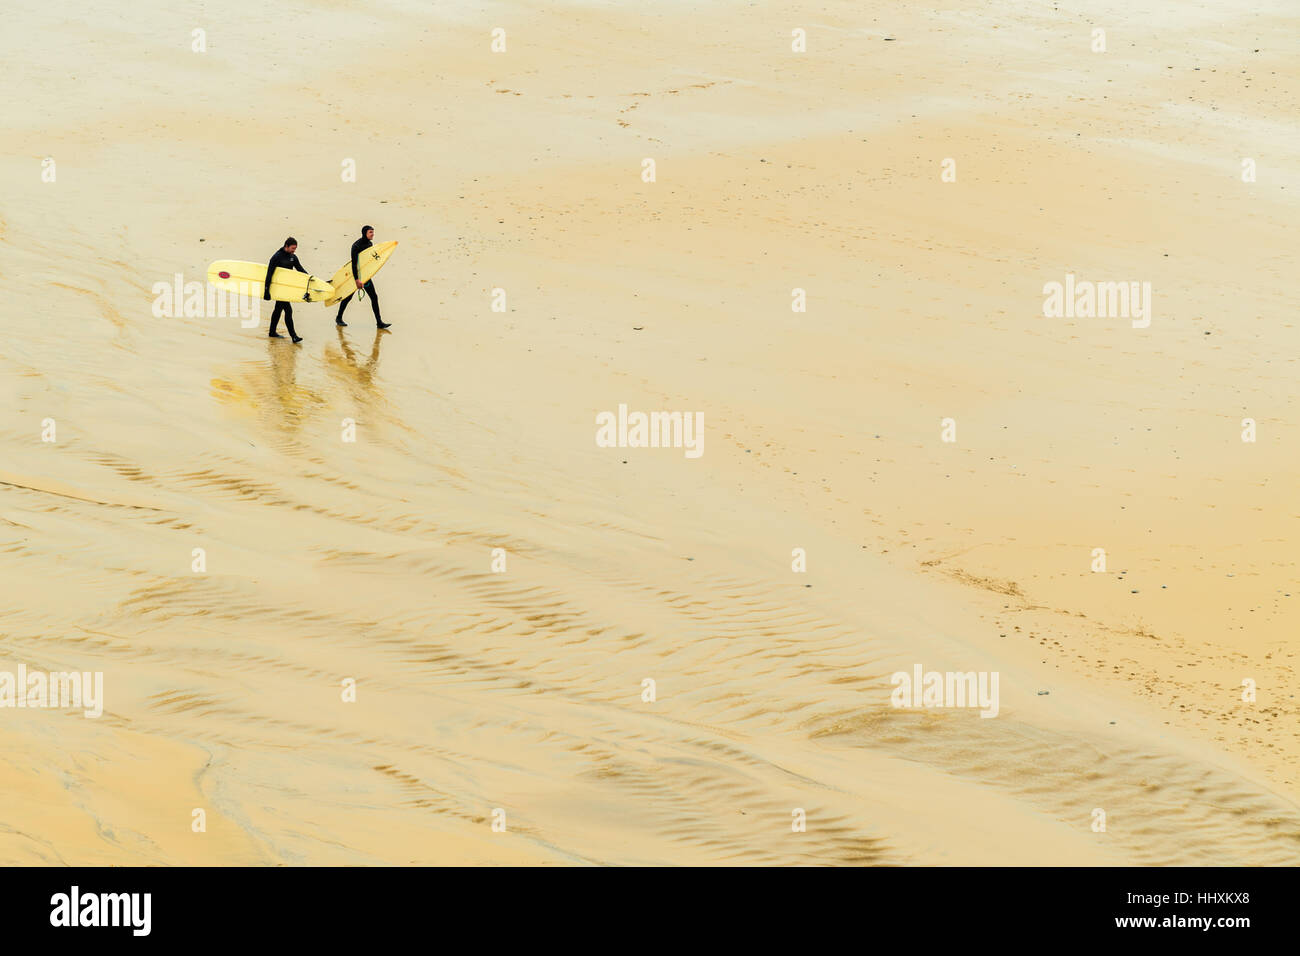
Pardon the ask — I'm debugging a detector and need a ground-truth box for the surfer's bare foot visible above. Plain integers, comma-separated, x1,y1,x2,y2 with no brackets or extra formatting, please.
376,320,391,329
268,332,283,338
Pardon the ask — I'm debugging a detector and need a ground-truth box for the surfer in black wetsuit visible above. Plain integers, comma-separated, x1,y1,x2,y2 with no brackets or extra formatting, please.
335,225,391,330
264,237,310,343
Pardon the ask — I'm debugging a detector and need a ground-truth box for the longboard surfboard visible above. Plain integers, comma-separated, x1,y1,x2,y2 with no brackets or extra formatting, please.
323,241,399,306
207,260,335,302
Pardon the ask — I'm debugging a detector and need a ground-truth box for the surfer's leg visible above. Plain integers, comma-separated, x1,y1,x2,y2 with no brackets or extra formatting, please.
283,303,301,343
269,302,284,337
368,281,390,328
335,292,354,326
366,282,383,323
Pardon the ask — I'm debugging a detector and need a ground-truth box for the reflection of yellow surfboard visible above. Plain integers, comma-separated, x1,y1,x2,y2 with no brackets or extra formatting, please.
207,260,334,302
324,241,399,305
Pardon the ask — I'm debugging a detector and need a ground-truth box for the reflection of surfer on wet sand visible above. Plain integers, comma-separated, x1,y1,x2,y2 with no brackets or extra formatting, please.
325,324,387,420
332,323,385,387
264,332,312,429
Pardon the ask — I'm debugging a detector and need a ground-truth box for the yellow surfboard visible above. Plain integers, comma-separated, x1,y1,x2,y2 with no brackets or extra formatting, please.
207,260,335,303
323,241,399,306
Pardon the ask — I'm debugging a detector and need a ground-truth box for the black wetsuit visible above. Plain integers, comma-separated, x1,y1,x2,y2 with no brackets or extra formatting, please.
264,247,309,338
335,234,383,326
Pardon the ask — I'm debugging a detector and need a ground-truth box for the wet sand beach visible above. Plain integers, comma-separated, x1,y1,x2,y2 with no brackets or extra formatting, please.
1,0,1298,864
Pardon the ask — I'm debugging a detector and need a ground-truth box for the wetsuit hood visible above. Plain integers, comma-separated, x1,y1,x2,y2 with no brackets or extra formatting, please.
361,225,372,236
